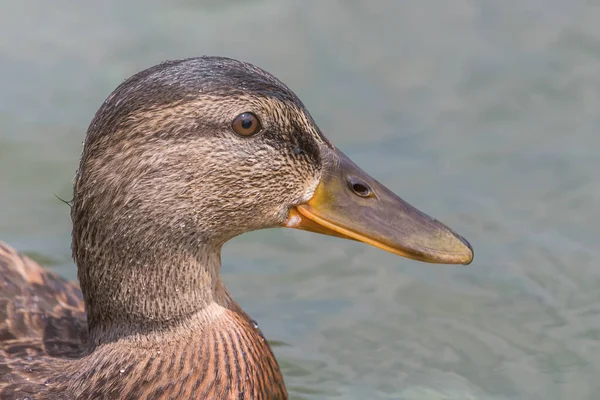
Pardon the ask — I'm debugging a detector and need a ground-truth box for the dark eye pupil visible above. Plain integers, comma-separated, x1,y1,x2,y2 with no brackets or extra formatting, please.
241,119,253,129
232,112,261,136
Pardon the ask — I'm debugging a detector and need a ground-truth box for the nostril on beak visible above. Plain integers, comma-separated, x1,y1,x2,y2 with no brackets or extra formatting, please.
347,177,373,198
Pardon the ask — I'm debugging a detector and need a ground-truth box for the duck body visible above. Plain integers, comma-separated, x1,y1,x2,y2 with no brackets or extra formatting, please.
0,56,473,399
0,241,285,399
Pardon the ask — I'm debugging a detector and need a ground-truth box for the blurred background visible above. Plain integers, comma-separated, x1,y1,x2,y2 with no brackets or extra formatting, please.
1,1,599,399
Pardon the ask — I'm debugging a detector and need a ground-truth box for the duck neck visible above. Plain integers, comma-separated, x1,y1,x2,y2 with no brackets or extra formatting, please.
76,240,231,347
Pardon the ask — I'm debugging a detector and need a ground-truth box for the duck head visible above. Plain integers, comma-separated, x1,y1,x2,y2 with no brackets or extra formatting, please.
72,57,472,339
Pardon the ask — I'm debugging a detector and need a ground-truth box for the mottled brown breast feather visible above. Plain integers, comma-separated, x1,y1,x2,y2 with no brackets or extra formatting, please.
0,241,288,399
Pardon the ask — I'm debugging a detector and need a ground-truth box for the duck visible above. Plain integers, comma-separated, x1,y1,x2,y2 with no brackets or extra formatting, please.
0,56,473,399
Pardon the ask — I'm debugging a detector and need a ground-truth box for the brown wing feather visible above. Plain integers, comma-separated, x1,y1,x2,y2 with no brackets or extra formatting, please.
0,241,86,398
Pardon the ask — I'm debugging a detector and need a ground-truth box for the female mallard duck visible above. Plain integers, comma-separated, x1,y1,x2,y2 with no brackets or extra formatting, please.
0,57,473,399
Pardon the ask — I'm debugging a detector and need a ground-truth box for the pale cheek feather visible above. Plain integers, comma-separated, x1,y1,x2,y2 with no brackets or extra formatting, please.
285,214,302,228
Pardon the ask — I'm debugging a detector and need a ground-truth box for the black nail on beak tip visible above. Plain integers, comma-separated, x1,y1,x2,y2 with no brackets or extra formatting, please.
457,234,474,265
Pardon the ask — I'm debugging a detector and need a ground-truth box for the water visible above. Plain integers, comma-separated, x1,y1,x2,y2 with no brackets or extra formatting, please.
1,1,599,398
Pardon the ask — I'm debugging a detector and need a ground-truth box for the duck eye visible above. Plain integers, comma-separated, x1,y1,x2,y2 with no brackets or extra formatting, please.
232,112,261,136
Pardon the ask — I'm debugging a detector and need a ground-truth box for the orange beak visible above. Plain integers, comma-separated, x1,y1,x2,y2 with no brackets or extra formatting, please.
284,147,473,265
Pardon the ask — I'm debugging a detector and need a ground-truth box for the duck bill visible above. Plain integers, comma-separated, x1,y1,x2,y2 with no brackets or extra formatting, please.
284,147,474,265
